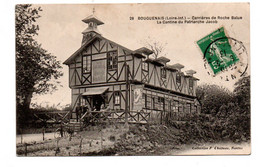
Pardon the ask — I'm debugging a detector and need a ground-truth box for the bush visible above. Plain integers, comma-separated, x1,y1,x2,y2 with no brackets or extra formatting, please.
180,76,251,143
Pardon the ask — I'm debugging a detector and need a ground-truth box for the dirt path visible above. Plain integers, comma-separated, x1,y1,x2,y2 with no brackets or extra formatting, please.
16,132,56,144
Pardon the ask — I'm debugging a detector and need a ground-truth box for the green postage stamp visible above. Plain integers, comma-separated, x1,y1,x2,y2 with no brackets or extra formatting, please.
197,27,240,75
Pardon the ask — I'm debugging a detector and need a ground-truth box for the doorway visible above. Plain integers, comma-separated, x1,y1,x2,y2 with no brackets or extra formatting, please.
92,95,105,111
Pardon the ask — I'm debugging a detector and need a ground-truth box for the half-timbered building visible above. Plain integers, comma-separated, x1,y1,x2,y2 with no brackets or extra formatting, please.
63,12,201,124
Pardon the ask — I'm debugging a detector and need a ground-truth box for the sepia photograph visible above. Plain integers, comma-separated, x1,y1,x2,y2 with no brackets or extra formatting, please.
15,3,250,156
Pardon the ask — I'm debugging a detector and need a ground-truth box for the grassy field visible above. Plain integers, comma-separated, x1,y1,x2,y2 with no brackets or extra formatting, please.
17,123,250,156
17,124,128,156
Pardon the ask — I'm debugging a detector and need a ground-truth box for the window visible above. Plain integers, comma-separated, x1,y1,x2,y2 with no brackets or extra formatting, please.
178,102,183,113
114,91,120,105
176,73,181,85
158,97,165,110
165,100,169,111
143,94,151,109
173,100,179,112
161,68,166,79
83,56,91,73
186,103,191,114
146,96,151,109
143,93,147,108
142,59,148,71
177,103,184,120
162,98,165,111
168,100,171,111
154,97,159,110
189,78,193,89
171,100,174,111
151,97,155,109
107,51,118,70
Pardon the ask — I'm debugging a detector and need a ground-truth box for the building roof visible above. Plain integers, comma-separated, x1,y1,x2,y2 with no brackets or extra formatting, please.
82,15,104,25
135,47,153,55
63,35,139,65
63,34,102,65
185,69,197,75
155,56,170,64
145,58,164,66
165,65,178,72
82,26,101,34
82,87,109,96
170,63,185,70
184,75,200,81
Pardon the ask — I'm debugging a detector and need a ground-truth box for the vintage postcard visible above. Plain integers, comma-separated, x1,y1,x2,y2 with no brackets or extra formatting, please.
16,3,250,156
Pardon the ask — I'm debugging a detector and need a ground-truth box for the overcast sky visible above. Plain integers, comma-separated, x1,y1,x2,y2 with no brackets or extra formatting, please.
31,3,250,107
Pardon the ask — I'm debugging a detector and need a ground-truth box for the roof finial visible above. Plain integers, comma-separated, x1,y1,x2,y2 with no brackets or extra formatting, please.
93,7,95,15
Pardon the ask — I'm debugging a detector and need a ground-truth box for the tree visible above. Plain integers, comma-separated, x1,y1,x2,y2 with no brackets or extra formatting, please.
233,76,250,140
141,36,168,58
234,75,250,110
196,84,233,114
194,78,251,142
16,5,63,124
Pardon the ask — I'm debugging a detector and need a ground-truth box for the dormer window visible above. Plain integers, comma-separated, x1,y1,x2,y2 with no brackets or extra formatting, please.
107,51,118,70
189,78,193,89
176,73,181,85
161,68,166,79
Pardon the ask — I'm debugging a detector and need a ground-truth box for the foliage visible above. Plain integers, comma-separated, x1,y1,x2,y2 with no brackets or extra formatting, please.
234,76,250,110
16,4,63,126
196,84,233,114
182,76,251,143
30,103,61,112
62,105,72,111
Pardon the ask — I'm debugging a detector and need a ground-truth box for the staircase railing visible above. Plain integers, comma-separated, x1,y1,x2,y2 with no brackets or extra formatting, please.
80,111,89,120
61,110,71,122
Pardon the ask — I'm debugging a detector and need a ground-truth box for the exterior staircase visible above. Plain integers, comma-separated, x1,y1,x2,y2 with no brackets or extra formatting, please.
67,111,84,132
68,119,83,132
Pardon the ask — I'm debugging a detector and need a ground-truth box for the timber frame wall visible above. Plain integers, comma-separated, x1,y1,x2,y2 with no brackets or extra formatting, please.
65,35,200,123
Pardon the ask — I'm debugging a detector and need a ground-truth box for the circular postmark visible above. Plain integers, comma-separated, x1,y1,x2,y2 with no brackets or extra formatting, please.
203,37,249,81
